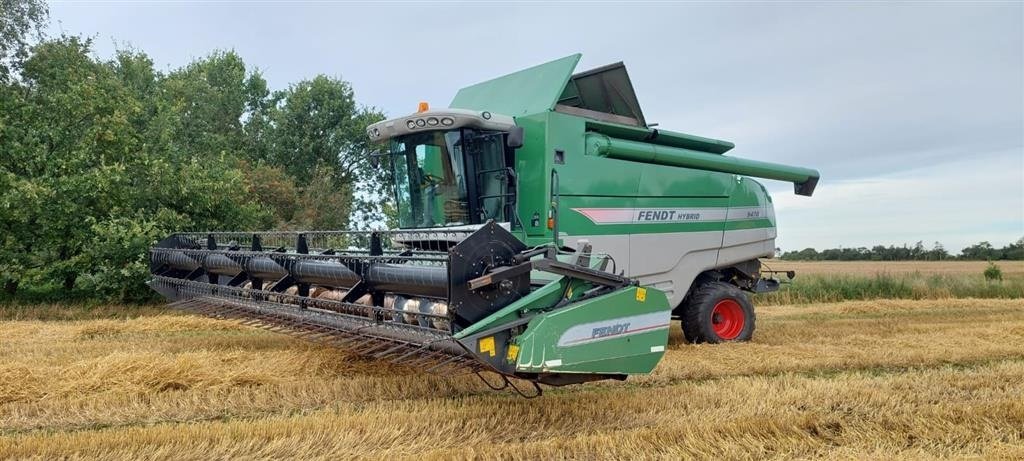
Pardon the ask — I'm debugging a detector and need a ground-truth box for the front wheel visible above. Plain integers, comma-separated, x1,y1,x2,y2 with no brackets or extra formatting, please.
680,281,755,343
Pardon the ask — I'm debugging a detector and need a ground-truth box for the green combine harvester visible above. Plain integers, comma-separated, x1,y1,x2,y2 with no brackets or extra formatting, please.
149,54,819,395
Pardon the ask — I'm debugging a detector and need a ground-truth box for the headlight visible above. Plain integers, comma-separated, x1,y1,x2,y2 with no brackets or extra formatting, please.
441,117,454,126
481,111,491,120
415,119,426,127
372,128,380,137
406,120,416,129
427,117,439,126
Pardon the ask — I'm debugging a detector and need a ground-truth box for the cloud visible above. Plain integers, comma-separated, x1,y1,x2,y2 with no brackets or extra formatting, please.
769,148,1024,252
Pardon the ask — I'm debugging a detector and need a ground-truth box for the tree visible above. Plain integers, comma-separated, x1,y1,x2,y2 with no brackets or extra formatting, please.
261,75,384,184
158,50,252,159
289,166,353,231
780,239,1021,262
0,0,48,81
927,241,948,261
910,241,925,260
247,75,385,230
10,36,145,290
961,241,996,260
1003,237,1024,261
780,248,820,261
241,68,273,164
242,162,301,228
348,173,395,231
1,21,384,300
1,36,270,298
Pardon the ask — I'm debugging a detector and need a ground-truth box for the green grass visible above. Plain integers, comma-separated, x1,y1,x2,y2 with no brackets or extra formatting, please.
756,272,1024,305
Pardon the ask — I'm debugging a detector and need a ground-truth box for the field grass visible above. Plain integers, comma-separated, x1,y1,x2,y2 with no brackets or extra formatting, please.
1,295,1022,459
768,260,1024,276
758,260,1024,305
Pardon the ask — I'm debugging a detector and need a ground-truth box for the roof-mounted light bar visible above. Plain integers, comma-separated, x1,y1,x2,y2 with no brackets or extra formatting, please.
366,108,516,143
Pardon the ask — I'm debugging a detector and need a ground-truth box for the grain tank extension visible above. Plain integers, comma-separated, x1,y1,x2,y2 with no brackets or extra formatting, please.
149,54,818,393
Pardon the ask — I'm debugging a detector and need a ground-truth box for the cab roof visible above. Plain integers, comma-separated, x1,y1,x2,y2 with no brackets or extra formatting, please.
448,53,734,154
449,54,646,127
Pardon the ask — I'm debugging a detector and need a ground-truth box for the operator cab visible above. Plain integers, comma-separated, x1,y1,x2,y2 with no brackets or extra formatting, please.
367,106,522,230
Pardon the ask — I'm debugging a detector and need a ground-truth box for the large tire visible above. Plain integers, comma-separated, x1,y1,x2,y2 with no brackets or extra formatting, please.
681,281,755,344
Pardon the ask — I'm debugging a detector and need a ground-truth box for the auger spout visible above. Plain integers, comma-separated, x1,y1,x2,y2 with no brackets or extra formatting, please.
585,133,820,196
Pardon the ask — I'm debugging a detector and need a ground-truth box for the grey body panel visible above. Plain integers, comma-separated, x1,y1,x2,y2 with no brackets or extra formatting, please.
564,227,774,309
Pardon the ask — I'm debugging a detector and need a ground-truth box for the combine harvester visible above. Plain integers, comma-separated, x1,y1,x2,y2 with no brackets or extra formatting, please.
149,54,818,395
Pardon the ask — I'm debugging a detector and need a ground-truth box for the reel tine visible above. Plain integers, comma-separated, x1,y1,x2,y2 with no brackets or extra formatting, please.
373,342,414,360
392,344,433,364
402,348,447,369
154,278,481,377
424,353,468,374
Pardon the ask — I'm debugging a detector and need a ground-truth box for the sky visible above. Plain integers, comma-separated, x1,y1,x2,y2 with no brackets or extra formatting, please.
47,1,1024,252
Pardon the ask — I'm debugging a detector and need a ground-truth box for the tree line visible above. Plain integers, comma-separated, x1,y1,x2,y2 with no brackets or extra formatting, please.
1,1,388,301
779,238,1024,261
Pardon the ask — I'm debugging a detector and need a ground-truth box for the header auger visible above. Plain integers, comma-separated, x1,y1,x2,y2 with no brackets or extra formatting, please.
149,54,818,394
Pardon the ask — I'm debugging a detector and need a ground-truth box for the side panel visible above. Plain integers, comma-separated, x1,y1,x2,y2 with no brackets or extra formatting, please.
719,178,777,265
513,111,780,308
627,231,723,307
559,193,737,308
551,113,647,200
515,286,671,375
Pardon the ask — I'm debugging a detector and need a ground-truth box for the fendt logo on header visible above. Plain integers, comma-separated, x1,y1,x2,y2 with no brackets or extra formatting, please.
591,322,630,339
558,312,672,347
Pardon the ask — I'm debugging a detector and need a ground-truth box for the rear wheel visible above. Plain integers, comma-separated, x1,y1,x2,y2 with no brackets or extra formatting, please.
681,281,755,343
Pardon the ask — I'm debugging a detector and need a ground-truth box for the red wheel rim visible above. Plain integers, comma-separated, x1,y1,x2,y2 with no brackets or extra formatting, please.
711,299,745,340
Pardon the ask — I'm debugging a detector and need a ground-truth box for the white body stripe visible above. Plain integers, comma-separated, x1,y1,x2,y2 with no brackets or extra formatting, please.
572,206,772,225
557,311,671,347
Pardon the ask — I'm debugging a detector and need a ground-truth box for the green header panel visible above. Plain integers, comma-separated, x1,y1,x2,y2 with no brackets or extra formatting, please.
450,54,581,116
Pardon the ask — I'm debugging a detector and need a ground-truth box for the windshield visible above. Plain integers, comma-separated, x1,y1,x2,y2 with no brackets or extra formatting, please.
389,128,510,228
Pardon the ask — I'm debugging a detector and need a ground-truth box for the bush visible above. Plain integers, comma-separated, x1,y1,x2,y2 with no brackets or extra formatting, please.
984,262,1003,282
74,212,173,303
757,271,1023,305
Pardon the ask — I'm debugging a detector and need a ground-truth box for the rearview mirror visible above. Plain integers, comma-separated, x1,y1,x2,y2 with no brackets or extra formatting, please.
506,126,524,149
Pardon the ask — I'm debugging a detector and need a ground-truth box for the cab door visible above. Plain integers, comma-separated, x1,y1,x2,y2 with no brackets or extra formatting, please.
464,131,513,226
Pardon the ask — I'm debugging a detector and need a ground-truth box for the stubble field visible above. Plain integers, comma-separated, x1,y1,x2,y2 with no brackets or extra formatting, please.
1,262,1022,459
